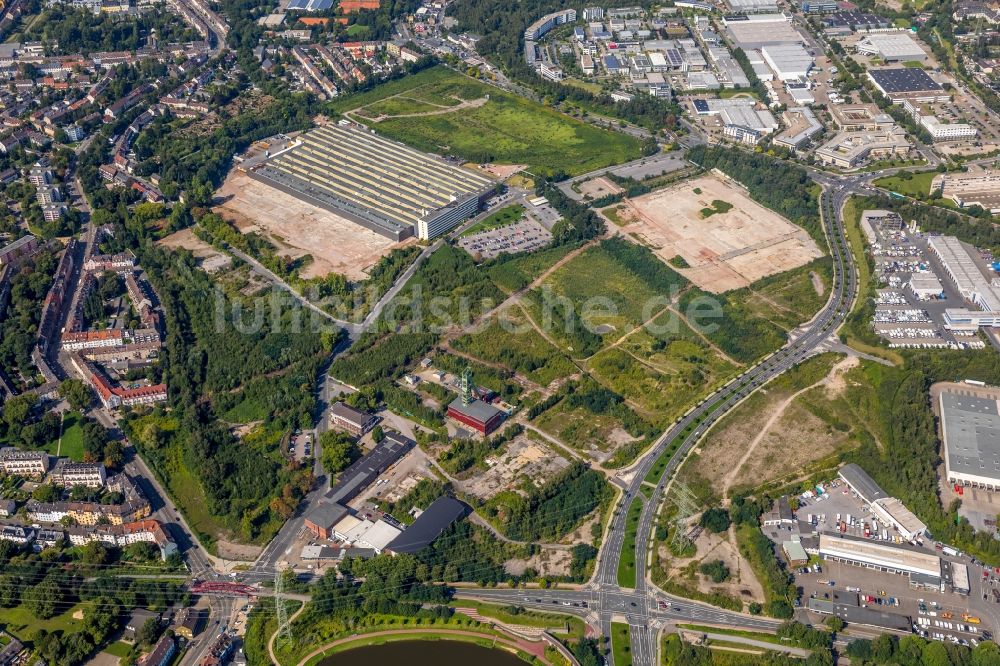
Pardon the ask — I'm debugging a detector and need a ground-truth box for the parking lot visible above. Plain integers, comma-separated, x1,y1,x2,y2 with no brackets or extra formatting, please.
289,431,313,462
799,559,994,648
457,218,553,259
867,217,987,349
763,476,1000,642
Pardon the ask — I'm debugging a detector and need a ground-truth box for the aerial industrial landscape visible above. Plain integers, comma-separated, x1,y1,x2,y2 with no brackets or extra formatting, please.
2,0,1000,665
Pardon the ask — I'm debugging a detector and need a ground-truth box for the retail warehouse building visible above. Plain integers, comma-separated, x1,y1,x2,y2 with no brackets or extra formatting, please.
249,123,497,241
940,386,1000,490
818,534,962,592
838,463,927,540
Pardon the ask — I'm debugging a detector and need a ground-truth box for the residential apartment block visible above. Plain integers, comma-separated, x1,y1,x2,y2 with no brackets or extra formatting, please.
0,448,49,478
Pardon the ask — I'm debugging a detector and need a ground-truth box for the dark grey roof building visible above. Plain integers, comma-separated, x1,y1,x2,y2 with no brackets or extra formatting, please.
838,463,888,504
303,431,415,539
387,496,468,554
325,432,414,506
807,592,912,632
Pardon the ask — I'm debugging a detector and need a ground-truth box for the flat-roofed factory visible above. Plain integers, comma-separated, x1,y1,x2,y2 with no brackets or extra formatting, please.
939,384,1000,491
247,123,497,241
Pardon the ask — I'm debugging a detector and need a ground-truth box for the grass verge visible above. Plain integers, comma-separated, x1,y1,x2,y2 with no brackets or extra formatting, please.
617,495,646,589
611,622,633,666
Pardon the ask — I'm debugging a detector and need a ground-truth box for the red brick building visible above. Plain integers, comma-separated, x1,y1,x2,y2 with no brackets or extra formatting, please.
446,397,505,436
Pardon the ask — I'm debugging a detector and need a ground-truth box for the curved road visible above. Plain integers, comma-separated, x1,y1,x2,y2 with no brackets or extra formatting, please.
456,179,863,665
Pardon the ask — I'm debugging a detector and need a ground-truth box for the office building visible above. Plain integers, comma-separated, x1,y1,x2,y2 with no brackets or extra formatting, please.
773,107,823,150
920,115,977,141
329,402,378,436
815,126,910,168
933,172,1000,213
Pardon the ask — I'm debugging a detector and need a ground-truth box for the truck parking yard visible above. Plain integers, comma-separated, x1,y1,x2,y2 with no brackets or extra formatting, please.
762,465,1000,642
862,210,989,349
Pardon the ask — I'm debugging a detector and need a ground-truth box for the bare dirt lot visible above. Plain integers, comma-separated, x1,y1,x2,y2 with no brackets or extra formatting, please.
576,176,624,200
618,174,823,292
505,547,572,577
212,170,415,280
687,356,859,495
157,228,232,273
459,434,571,500
473,163,528,180
657,526,765,603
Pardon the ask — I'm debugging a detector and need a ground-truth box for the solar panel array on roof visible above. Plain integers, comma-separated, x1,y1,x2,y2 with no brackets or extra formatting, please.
867,68,942,94
287,0,333,10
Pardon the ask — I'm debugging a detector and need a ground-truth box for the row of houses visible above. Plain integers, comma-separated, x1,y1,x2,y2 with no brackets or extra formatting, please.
0,40,211,154
0,517,176,558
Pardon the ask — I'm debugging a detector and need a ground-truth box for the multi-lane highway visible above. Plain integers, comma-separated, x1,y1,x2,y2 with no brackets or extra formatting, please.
193,158,881,664
184,138,927,662
446,176,863,664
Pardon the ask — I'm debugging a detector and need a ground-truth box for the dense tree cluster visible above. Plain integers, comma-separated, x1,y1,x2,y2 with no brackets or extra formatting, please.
329,333,437,386
23,5,200,54
480,462,612,542
0,250,57,390
699,559,731,583
123,242,325,541
700,508,732,534
318,430,360,476
663,633,834,666
777,621,832,650
846,632,1000,666
81,273,125,329
731,497,795,618
538,180,607,240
